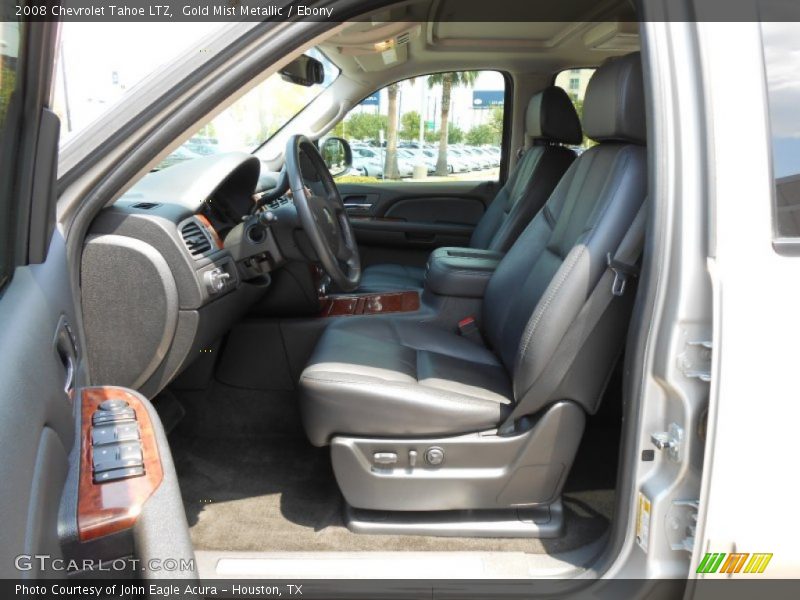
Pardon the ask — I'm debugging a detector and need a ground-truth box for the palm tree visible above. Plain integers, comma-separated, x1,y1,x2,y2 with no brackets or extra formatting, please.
427,71,478,176
384,82,400,179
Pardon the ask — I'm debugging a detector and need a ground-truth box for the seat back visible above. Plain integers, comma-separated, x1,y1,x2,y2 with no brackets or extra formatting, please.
469,86,582,252
482,53,647,415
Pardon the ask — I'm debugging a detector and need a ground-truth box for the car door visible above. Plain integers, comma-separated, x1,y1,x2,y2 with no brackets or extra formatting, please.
334,71,510,270
0,20,193,580
0,19,81,578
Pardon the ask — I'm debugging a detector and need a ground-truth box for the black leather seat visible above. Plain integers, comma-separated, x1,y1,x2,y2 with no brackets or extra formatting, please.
357,86,581,293
300,53,647,447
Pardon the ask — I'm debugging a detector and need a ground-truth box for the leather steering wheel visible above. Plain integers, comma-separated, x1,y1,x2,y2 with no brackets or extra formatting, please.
285,134,361,292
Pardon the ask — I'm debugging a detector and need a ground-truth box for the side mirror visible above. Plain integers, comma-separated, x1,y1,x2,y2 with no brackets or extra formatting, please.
320,137,353,178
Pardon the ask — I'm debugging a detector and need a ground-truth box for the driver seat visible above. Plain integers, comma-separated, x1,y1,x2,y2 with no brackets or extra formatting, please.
298,54,647,523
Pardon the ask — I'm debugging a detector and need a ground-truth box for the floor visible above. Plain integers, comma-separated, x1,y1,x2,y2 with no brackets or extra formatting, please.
166,372,622,554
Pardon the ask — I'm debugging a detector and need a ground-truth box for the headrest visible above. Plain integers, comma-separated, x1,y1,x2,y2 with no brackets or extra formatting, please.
525,86,583,145
583,52,646,144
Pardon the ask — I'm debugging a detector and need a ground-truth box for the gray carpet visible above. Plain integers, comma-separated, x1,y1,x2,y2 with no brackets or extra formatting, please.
167,382,618,553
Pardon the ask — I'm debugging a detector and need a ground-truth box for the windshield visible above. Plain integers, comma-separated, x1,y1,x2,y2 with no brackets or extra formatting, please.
155,48,338,171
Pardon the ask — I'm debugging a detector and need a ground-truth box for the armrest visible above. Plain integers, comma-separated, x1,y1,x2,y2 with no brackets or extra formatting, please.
424,247,504,298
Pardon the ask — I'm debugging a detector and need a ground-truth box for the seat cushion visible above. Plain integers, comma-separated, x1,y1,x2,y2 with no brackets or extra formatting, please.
299,317,512,446
357,263,426,293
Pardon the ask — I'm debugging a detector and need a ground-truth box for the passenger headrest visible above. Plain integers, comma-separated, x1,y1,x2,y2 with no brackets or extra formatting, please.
525,86,583,145
583,52,646,144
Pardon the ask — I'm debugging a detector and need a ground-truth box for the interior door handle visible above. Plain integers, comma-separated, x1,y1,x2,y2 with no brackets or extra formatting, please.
62,354,76,398
344,202,372,213
54,316,78,402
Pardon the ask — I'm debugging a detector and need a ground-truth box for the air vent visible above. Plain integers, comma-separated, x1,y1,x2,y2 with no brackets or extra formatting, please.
132,202,160,210
396,32,411,45
180,221,211,257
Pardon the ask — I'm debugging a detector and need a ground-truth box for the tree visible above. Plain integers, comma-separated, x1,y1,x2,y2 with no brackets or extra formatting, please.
448,124,464,145
399,111,421,141
465,124,496,146
0,63,16,122
384,82,400,179
488,107,504,142
333,112,387,143
427,71,478,175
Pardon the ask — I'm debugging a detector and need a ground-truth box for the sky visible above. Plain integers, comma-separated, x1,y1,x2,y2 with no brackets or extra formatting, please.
53,22,225,144
761,22,800,178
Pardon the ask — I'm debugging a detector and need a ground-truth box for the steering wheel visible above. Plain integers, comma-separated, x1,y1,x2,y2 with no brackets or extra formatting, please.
284,134,361,292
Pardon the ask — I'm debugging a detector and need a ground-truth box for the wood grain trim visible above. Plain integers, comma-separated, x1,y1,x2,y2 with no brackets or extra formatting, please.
196,214,223,249
77,387,163,542
319,291,421,317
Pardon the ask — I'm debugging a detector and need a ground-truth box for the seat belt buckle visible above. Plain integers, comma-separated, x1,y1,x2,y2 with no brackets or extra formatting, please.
457,316,482,343
607,253,639,297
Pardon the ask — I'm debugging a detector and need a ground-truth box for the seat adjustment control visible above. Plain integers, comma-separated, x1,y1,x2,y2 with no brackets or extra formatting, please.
373,452,398,466
425,446,445,466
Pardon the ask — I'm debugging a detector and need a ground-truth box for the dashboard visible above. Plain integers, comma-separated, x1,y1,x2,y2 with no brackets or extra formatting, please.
80,152,289,400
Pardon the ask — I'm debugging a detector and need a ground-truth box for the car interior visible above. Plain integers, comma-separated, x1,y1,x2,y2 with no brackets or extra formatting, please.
35,3,654,579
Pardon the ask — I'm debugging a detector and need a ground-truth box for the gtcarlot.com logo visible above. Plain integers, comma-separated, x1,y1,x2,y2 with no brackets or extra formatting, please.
14,554,195,573
696,552,773,574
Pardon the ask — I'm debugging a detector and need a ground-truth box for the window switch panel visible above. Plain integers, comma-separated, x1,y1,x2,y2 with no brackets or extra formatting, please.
92,408,136,425
92,423,141,446
92,441,144,473
93,466,145,484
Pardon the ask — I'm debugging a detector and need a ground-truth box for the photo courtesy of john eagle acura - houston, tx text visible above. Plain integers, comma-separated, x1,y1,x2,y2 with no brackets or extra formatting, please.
0,0,799,598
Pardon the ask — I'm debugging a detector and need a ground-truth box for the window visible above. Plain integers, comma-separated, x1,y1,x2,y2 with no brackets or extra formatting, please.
761,23,800,238
554,67,595,149
52,22,227,147
0,21,20,289
156,48,337,171
330,71,506,182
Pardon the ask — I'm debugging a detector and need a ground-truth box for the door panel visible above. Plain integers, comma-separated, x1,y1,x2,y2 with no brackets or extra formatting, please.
0,19,80,578
0,20,195,579
338,180,500,268
0,234,82,577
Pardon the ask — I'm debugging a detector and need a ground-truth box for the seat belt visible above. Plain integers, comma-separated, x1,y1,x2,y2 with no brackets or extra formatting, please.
499,200,648,433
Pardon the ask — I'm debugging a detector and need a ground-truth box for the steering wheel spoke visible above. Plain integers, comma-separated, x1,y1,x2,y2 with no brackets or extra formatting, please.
284,135,361,292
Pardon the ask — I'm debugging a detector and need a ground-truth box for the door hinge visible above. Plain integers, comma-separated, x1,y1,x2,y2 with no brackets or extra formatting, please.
678,340,712,382
667,499,699,553
651,422,684,462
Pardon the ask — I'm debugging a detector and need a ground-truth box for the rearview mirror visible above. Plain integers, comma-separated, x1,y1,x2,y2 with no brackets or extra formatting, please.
320,137,353,178
279,54,325,87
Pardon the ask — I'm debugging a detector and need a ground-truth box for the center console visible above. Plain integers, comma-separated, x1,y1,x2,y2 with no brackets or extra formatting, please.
319,290,421,317
424,247,504,298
